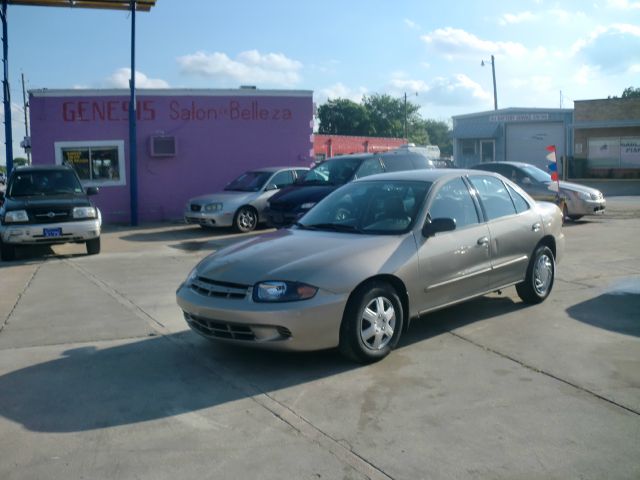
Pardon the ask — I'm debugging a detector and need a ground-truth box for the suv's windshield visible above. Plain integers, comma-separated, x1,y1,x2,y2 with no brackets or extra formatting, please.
8,170,84,197
298,180,432,234
224,171,271,192
302,158,362,186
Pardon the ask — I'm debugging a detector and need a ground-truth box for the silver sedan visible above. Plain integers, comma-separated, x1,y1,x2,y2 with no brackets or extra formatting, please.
184,166,308,232
177,169,565,362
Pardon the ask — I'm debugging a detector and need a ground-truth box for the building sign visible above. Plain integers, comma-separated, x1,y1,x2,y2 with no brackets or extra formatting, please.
621,138,640,166
489,113,549,122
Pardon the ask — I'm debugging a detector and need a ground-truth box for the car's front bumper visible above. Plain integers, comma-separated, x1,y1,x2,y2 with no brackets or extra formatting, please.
176,283,348,351
184,210,234,228
568,197,606,216
0,218,101,245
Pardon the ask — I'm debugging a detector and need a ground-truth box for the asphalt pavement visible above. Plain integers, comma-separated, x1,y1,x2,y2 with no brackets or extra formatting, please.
0,197,639,480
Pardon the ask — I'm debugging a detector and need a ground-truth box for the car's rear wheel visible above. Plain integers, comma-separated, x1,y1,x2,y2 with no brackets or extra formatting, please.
0,240,16,261
86,237,101,255
339,281,403,363
234,206,258,233
516,245,555,304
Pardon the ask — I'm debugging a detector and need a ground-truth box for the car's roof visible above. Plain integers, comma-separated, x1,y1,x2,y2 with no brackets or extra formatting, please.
356,168,497,183
12,164,74,172
249,166,309,173
474,161,532,168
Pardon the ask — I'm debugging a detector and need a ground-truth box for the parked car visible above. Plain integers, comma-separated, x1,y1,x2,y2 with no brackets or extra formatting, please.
471,161,606,221
177,169,565,363
265,148,436,228
0,172,6,185
184,166,309,233
0,165,101,261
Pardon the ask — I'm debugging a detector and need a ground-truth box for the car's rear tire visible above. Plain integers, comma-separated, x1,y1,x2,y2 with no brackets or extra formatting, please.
86,237,101,255
234,206,258,233
0,240,16,261
339,281,403,363
516,245,555,304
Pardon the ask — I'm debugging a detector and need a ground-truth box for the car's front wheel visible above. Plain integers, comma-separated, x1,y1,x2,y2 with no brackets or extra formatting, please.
516,245,555,304
86,237,101,255
339,281,403,363
234,206,258,233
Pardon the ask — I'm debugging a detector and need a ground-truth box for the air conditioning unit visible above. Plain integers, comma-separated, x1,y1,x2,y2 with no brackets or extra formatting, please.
149,135,177,157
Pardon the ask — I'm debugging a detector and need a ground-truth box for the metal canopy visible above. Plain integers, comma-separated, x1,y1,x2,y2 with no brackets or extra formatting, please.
3,0,156,225
7,0,155,11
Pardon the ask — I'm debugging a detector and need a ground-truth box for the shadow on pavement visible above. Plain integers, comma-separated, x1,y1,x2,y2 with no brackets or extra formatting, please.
0,295,524,433
567,293,640,337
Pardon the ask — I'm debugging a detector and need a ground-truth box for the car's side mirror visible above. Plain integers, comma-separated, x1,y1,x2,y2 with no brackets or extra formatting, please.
86,186,99,196
265,183,279,191
422,217,456,237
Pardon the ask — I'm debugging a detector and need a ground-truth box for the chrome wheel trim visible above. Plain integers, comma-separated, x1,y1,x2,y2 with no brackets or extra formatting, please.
533,253,554,296
360,296,396,351
238,209,257,231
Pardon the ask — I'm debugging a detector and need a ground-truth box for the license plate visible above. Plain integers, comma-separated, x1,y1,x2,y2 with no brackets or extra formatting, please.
43,228,62,237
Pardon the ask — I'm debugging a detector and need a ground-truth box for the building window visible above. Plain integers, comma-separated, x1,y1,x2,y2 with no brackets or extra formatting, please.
461,139,476,156
581,136,640,179
55,140,126,187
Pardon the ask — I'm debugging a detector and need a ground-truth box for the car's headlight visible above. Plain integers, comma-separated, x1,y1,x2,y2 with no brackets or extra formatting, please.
72,206,97,219
300,202,316,210
4,210,29,223
253,281,318,302
204,202,223,212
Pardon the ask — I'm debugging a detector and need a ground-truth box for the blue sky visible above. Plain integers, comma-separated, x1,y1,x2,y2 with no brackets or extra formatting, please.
3,0,640,164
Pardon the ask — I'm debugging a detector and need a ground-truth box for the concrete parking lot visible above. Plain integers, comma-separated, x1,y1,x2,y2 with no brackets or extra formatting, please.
0,198,639,480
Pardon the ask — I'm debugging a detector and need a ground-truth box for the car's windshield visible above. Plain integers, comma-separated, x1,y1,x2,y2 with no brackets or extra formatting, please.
298,180,432,234
224,171,272,192
521,165,552,183
302,158,362,186
8,170,84,197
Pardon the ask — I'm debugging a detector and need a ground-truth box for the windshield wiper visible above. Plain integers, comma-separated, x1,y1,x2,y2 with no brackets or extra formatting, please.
303,223,362,233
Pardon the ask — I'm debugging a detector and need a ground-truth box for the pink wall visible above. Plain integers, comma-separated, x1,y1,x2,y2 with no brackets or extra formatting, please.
29,89,314,223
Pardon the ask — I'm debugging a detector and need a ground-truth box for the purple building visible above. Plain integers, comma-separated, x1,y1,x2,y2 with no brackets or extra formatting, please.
29,88,314,223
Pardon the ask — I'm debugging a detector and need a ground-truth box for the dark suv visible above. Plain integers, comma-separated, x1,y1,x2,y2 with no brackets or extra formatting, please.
0,165,101,261
266,149,435,227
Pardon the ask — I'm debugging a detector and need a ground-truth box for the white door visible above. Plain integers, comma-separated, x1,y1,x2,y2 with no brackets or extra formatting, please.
506,123,565,169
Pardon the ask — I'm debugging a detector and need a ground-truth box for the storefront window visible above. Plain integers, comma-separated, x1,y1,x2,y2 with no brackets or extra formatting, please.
579,137,640,179
56,141,125,186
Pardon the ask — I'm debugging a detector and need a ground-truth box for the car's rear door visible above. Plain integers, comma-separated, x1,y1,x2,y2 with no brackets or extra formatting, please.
467,174,544,289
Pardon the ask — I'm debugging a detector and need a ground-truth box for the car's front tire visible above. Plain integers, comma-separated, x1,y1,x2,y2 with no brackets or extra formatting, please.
86,237,101,255
339,281,404,363
234,206,258,233
516,245,555,304
0,240,16,261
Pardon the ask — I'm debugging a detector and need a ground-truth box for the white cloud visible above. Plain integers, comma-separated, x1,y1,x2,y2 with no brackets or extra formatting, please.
498,11,536,26
177,50,302,87
605,0,640,9
390,74,490,107
571,23,640,72
421,28,527,58
404,18,420,29
317,82,368,103
104,68,169,88
573,64,601,85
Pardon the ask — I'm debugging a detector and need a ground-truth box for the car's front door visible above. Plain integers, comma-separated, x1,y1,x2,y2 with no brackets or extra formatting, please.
416,177,492,312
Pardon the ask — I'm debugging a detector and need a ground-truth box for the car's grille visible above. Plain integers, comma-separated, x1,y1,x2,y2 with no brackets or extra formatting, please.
190,277,250,300
185,313,256,340
29,208,72,224
190,204,202,212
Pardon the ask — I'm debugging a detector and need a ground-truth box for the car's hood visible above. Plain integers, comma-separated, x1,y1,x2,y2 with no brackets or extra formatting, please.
556,181,602,196
195,228,417,293
268,185,336,207
189,191,255,205
3,194,91,211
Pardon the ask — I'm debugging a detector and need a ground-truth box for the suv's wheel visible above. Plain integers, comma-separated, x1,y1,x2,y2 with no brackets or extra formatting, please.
86,237,101,255
339,281,404,363
234,206,258,233
0,240,16,261
516,245,555,304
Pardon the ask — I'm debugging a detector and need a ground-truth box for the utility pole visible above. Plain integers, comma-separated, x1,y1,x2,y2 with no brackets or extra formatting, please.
1,0,13,175
481,55,498,110
403,92,407,140
21,72,30,164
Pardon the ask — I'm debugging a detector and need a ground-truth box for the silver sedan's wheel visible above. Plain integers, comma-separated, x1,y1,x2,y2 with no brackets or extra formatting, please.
234,207,258,233
516,245,555,304
360,296,396,351
340,281,404,363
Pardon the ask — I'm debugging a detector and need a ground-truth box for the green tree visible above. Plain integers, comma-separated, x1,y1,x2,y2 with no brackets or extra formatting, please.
422,120,453,156
621,86,640,98
13,157,28,167
363,94,421,138
317,99,370,136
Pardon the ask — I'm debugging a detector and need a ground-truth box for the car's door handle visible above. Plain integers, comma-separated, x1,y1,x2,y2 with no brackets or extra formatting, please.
477,236,489,246
532,223,541,232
